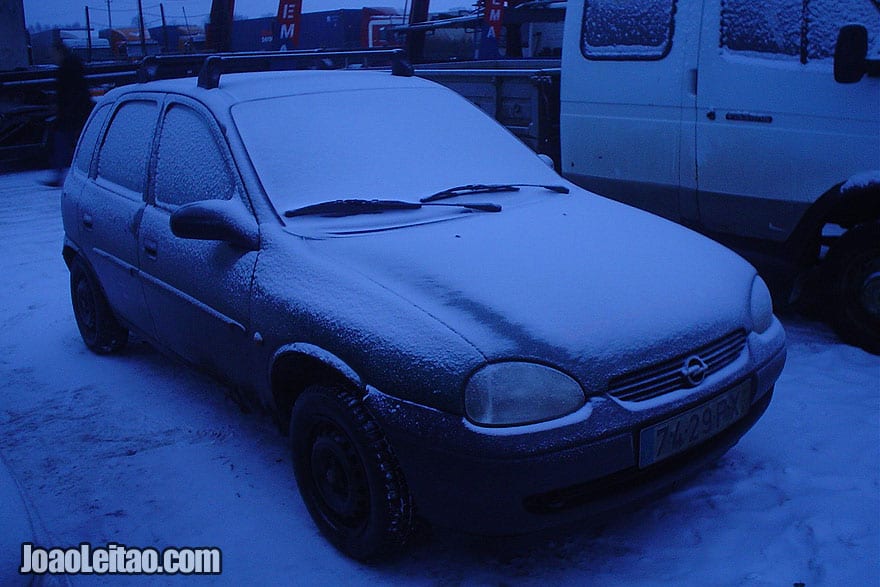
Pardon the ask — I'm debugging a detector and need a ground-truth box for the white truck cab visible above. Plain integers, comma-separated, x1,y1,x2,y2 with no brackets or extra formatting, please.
560,0,879,353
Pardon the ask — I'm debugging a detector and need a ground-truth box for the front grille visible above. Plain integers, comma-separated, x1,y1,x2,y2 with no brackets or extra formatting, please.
607,330,747,402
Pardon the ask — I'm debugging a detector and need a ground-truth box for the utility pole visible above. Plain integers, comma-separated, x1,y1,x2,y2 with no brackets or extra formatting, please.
160,3,169,52
407,0,430,63
85,6,92,62
137,0,146,56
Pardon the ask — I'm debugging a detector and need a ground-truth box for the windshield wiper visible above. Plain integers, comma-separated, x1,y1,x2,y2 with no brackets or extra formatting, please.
284,198,501,218
420,183,569,203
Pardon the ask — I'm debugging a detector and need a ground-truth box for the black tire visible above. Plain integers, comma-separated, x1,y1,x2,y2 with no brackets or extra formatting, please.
69,257,128,354
290,385,414,560
825,222,880,354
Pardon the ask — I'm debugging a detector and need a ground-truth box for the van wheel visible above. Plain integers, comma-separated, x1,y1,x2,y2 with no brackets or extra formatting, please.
70,257,128,354
290,385,414,560
825,222,880,354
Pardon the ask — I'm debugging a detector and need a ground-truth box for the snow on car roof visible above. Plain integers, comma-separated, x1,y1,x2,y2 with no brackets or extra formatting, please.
109,69,437,104
217,70,436,101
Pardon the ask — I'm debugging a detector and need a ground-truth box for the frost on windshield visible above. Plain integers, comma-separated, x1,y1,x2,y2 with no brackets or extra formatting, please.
721,0,880,62
231,86,559,215
581,0,675,59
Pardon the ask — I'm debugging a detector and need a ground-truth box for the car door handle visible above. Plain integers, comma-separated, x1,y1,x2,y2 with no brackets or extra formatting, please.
725,112,773,124
143,240,158,259
82,213,93,229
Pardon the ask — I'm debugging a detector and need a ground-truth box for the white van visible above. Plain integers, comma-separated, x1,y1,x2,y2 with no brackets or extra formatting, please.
559,0,879,353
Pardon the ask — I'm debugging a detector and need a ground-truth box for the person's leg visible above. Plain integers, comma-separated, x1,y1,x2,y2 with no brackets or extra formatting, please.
45,129,74,187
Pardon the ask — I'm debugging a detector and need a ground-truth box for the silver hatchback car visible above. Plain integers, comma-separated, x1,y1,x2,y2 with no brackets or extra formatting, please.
61,51,786,560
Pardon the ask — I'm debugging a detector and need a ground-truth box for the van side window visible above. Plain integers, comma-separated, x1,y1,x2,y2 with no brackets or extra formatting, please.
97,100,158,194
581,0,676,60
721,0,879,62
153,104,234,207
73,103,110,174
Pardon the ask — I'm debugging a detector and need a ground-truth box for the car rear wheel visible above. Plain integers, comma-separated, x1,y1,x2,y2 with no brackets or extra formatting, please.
825,222,880,354
70,257,128,354
290,385,414,560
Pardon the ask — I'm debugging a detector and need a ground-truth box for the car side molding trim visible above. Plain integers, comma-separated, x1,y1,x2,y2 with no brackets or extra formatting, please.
271,343,363,390
138,270,246,333
93,248,138,275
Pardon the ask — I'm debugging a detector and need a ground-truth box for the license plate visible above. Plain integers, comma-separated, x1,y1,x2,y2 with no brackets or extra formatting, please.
638,381,752,468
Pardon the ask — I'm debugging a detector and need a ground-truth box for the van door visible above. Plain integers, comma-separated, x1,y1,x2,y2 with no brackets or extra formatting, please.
560,0,703,224
695,0,880,243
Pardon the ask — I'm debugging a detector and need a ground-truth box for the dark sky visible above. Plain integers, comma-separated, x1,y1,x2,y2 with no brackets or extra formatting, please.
23,0,470,29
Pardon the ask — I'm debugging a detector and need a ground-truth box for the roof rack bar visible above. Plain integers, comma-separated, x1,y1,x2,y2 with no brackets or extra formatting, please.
138,53,217,83
196,48,414,89
139,51,324,83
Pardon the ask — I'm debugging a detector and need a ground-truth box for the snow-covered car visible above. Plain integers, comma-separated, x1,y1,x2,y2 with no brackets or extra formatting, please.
60,52,786,560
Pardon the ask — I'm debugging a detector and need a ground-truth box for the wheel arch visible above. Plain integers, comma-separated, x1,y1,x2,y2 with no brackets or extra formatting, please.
825,179,880,229
786,177,880,265
62,238,81,269
270,343,364,429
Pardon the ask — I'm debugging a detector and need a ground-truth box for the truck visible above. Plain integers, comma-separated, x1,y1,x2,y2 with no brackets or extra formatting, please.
415,0,880,354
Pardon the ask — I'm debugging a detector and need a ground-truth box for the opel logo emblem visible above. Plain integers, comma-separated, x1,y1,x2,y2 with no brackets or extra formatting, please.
681,355,708,387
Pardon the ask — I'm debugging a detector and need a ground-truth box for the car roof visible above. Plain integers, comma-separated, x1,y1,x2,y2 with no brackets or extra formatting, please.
104,69,440,105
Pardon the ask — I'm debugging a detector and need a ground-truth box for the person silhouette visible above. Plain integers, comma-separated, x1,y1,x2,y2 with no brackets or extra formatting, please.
45,38,93,187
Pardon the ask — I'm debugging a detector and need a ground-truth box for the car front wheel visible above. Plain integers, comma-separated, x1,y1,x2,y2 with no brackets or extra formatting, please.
69,257,128,354
290,385,414,560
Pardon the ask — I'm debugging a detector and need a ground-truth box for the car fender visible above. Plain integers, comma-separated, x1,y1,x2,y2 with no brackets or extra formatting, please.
62,235,83,269
269,342,364,423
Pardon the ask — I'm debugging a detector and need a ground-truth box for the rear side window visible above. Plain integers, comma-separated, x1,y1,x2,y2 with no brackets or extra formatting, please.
153,104,234,207
73,103,110,174
721,0,880,62
581,0,676,60
97,100,158,193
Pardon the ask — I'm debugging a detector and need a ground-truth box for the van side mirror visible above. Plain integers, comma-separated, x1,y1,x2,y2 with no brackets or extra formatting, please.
170,200,259,250
834,25,868,84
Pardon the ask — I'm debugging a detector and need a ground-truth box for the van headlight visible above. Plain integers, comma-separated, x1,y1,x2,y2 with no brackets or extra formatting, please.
750,275,773,334
464,362,585,426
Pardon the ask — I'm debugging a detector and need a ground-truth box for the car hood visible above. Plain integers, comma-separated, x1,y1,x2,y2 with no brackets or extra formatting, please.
292,190,757,391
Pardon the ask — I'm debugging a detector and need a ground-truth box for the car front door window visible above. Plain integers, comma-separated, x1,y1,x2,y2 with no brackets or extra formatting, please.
138,100,257,383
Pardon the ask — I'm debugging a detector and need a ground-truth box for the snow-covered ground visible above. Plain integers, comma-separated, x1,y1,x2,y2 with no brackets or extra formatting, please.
1,170,877,585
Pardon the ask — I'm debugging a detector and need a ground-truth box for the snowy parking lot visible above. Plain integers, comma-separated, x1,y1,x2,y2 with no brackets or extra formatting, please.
1,170,877,585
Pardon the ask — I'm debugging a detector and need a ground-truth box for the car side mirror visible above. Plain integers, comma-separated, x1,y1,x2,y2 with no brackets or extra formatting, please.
834,25,868,84
170,199,259,251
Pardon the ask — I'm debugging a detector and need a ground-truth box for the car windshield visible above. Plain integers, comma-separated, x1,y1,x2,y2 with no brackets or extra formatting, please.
230,87,560,215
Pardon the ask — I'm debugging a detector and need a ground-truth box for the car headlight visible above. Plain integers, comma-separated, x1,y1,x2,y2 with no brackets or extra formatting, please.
750,275,773,334
464,362,585,426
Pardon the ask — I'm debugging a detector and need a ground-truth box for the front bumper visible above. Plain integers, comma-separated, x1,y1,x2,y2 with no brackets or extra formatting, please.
365,340,786,536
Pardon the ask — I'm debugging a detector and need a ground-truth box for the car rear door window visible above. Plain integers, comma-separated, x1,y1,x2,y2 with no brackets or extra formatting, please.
96,100,158,194
153,104,234,207
73,103,110,174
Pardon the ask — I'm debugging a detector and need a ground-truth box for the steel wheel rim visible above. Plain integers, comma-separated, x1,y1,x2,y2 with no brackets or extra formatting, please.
74,278,97,335
308,420,370,531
